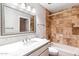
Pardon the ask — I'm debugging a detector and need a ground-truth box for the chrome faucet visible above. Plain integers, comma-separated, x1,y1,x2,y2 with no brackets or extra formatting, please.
22,39,27,44
22,38,31,43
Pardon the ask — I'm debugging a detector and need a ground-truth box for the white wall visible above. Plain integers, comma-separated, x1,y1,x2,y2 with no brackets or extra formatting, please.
0,3,46,46
30,3,46,38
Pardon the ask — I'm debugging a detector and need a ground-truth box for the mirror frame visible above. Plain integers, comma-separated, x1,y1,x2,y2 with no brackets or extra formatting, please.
1,3,36,36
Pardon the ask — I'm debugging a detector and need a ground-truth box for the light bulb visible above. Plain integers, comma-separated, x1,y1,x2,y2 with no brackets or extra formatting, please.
26,6,31,11
21,3,25,9
32,8,36,13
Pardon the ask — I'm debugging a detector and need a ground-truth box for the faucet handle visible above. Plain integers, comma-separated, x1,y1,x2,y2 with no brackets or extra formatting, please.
27,38,31,42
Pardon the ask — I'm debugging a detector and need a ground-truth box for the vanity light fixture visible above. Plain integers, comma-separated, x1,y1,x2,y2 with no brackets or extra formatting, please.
11,3,36,14
12,3,18,6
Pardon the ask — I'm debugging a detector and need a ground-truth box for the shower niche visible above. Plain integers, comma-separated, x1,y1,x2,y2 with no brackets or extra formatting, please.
72,23,79,35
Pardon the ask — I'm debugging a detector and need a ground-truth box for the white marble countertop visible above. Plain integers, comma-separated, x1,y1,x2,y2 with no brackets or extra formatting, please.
0,38,49,56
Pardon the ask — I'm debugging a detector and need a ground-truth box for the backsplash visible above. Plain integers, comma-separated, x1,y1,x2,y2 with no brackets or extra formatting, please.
50,6,79,48
0,33,36,46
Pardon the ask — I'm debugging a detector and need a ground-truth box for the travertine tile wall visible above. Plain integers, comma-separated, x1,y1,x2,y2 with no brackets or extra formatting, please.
50,7,79,48
46,10,52,42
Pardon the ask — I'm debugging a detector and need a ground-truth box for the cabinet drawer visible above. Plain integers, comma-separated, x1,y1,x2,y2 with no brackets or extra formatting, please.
29,43,49,56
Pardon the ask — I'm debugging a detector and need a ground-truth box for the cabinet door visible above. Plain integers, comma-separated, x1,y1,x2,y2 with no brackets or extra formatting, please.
40,49,49,56
29,44,49,56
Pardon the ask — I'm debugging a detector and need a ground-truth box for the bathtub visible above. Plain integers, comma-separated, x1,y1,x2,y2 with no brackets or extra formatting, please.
50,42,79,56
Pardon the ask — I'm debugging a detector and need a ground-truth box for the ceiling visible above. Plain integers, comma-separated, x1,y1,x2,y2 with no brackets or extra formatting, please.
40,3,79,13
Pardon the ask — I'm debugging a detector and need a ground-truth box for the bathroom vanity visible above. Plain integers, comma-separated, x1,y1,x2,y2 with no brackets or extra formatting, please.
25,43,48,56
0,38,49,56
27,42,49,56
0,4,49,56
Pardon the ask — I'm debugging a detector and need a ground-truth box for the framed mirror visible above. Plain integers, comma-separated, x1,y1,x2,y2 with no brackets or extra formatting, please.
1,4,36,35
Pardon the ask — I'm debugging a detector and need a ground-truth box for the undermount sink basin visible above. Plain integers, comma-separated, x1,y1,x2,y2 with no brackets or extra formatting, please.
24,38,47,46
27,40,38,43
24,40,39,46
23,38,44,45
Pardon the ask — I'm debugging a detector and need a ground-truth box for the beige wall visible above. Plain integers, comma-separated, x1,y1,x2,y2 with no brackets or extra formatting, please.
50,7,79,48
46,10,52,42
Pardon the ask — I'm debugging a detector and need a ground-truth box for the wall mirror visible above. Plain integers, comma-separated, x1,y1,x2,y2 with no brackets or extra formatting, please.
1,4,36,35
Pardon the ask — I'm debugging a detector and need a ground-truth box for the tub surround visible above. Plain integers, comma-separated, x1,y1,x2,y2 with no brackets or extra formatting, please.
0,38,49,56
48,6,79,48
46,9,52,42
